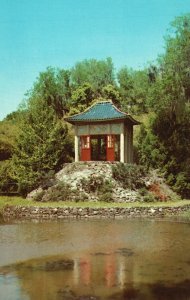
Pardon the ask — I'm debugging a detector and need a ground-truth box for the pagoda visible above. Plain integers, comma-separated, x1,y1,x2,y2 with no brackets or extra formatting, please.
65,101,140,163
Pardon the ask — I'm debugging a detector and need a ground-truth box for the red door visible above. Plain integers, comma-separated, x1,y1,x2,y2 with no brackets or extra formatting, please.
81,136,91,161
107,135,115,161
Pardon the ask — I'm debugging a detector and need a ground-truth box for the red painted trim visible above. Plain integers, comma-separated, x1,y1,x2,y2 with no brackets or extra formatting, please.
81,136,91,161
106,135,115,161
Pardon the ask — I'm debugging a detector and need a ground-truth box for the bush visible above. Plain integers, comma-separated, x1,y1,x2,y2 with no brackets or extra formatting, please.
73,191,89,202
18,170,57,198
41,182,72,202
99,192,113,202
112,163,147,190
143,193,156,203
79,176,113,201
0,160,18,193
138,187,148,196
99,179,113,194
80,175,106,193
173,172,190,199
138,187,154,202
33,190,46,202
39,170,56,189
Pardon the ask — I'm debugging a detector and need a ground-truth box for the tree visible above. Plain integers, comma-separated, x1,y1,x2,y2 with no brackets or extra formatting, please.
70,83,95,114
102,84,121,106
118,67,150,113
70,58,115,94
117,67,134,110
138,14,190,198
13,80,73,195
0,120,20,160
28,67,72,118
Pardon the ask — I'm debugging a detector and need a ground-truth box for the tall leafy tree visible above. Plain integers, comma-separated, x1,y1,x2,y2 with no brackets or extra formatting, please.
118,67,150,113
139,14,190,198
70,83,95,114
102,84,121,106
28,67,72,118
70,57,115,94
13,73,73,195
0,120,20,160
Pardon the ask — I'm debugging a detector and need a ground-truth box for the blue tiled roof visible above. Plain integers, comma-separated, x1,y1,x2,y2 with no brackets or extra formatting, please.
65,101,139,125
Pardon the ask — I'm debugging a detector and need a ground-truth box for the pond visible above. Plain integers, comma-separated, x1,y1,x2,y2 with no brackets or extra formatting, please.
0,218,190,299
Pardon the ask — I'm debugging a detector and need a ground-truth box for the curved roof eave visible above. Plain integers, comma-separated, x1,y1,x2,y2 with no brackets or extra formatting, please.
64,101,140,125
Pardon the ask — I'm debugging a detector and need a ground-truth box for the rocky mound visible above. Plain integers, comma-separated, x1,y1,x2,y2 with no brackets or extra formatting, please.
27,162,178,203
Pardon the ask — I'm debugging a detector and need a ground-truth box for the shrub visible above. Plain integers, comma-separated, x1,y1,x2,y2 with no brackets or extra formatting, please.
41,182,72,202
69,188,89,202
99,192,113,202
112,163,147,190
143,193,156,203
99,179,113,194
173,172,190,199
39,170,56,189
80,175,105,193
138,187,148,196
33,190,46,202
79,176,113,201
148,183,168,201
0,160,18,193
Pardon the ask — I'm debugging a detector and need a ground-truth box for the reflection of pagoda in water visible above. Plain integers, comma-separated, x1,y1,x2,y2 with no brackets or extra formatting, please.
73,252,134,290
6,252,135,299
0,220,187,300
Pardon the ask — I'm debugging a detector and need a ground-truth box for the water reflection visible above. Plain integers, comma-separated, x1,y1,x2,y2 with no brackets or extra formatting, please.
0,219,190,299
1,253,190,300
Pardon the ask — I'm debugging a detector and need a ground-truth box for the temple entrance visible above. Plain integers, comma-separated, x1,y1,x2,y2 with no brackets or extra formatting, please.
91,135,106,161
80,135,120,161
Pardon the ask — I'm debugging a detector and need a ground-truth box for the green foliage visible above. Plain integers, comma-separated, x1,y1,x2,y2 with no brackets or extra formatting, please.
99,179,113,194
80,175,113,202
40,182,72,202
117,67,150,114
33,190,46,202
13,94,73,196
99,192,113,202
70,57,115,92
143,193,156,203
39,170,56,189
112,163,147,190
138,187,156,202
0,160,17,193
69,58,116,113
173,172,190,199
33,180,90,202
137,15,190,198
102,84,121,106
80,175,105,193
138,187,147,196
70,83,95,113
137,124,167,168
28,67,71,118
0,120,20,160
1,15,190,200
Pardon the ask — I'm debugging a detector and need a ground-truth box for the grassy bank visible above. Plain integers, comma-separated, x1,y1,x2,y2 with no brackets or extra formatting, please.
0,196,190,210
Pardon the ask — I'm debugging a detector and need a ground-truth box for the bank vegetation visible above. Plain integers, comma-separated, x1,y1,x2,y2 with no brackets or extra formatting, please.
0,14,190,201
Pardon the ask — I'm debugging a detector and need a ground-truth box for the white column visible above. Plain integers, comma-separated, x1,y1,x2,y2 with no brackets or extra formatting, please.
120,132,125,163
75,135,79,162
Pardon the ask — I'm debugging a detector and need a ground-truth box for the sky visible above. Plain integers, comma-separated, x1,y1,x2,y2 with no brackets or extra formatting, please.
0,0,190,120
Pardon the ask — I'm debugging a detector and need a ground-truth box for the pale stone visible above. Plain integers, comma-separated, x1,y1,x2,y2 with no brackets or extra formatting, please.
27,187,43,200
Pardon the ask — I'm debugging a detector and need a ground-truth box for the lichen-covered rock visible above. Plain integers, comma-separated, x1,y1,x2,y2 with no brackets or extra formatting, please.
26,162,179,203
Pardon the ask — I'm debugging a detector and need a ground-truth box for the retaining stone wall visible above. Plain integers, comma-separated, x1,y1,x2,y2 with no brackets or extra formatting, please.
2,205,190,220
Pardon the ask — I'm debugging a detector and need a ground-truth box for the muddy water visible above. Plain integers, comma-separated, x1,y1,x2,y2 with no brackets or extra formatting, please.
0,219,190,299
